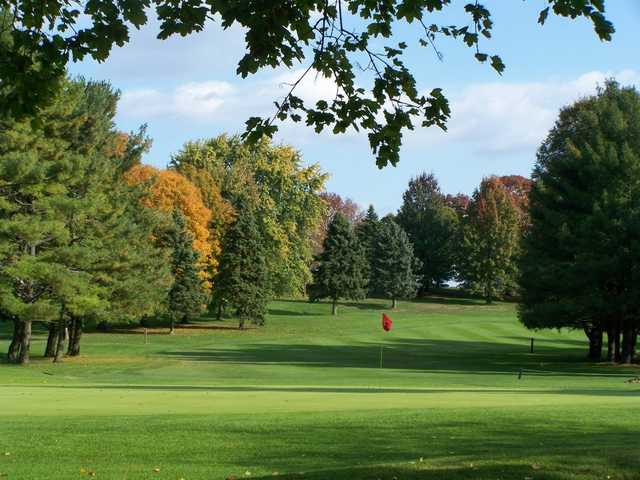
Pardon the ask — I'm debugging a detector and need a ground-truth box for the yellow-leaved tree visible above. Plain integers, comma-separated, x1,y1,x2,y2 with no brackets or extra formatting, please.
123,164,215,288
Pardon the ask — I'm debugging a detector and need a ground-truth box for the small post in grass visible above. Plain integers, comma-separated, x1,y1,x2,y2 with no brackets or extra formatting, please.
144,328,148,345
530,337,534,353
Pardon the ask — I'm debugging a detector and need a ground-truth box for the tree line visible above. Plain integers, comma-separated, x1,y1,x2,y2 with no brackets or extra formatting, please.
312,81,640,364
311,172,530,310
0,77,327,364
2,74,638,366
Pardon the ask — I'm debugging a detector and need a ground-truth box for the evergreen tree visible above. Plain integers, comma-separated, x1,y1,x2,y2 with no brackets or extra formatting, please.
519,81,640,363
396,173,459,290
310,213,368,315
0,77,171,363
458,177,521,304
355,205,379,294
371,219,421,308
213,198,270,329
167,210,207,333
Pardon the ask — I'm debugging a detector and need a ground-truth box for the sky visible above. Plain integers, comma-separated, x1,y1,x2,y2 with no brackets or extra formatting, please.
69,1,640,215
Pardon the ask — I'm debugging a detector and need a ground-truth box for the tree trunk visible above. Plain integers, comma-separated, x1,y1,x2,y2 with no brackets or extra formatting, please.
331,298,338,316
606,324,616,362
216,302,222,320
44,323,59,358
169,317,175,335
614,327,621,363
391,298,397,309
484,284,492,304
54,319,66,363
18,320,32,365
585,326,603,361
621,324,634,365
238,317,245,330
67,318,82,356
7,319,23,363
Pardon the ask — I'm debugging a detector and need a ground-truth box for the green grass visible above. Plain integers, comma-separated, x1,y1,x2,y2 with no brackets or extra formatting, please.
0,297,639,479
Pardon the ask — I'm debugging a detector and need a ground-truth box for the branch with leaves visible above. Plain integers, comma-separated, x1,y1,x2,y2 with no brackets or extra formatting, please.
0,0,614,167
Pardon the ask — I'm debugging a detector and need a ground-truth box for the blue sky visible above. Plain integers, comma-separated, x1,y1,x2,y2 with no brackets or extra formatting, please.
70,1,640,215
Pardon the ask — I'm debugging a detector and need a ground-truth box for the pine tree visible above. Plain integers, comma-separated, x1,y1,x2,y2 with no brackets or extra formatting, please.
355,205,379,294
519,81,640,363
458,177,520,304
371,219,421,308
311,213,368,315
213,198,270,329
0,77,171,363
167,210,207,333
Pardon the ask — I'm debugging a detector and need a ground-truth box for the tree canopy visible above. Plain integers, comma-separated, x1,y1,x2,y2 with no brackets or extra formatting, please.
396,172,458,290
0,1,614,167
370,218,421,308
123,164,215,287
310,212,368,315
519,81,640,363
458,176,521,303
171,135,327,296
0,77,170,363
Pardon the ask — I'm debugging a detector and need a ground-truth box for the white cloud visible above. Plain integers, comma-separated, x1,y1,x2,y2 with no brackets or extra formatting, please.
119,68,640,156
118,68,348,143
409,69,640,155
120,81,235,119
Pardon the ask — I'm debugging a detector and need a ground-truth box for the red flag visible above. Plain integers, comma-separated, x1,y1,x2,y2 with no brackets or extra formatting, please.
382,313,393,332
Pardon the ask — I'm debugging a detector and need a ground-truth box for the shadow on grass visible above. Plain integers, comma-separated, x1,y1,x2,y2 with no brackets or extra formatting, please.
248,464,600,480
274,298,388,312
414,296,488,307
13,384,639,397
267,308,320,317
158,337,637,378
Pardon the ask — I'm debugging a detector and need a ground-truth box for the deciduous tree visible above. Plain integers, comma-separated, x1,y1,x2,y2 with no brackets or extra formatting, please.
314,193,363,255
123,164,214,288
458,177,520,304
171,135,327,296
519,81,640,363
1,2,613,167
396,173,458,290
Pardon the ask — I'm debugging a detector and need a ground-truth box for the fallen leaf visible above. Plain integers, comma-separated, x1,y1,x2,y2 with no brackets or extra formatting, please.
153,468,161,473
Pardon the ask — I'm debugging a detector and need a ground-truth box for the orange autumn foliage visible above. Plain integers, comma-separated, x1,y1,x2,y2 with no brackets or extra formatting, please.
124,164,214,285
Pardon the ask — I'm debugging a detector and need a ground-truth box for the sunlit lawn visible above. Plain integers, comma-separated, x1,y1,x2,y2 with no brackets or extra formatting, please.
0,297,638,479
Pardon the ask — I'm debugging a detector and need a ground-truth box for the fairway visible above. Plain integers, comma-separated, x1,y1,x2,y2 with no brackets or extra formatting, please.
1,297,639,479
